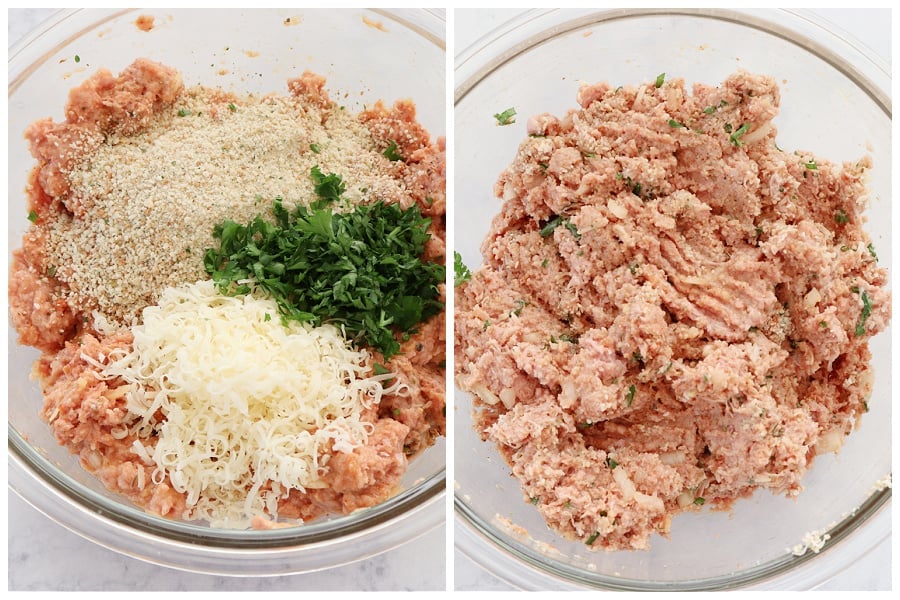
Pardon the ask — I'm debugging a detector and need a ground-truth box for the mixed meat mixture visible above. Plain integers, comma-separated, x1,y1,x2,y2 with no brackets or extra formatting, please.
455,71,890,551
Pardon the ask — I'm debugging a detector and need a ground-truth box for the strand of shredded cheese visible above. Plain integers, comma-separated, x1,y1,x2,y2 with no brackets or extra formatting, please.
100,279,392,527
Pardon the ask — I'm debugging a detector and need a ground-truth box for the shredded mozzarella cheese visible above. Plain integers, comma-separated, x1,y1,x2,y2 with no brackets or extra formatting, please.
101,279,391,527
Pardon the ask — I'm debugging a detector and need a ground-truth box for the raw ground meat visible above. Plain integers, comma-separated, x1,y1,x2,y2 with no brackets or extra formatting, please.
455,71,890,551
10,58,445,528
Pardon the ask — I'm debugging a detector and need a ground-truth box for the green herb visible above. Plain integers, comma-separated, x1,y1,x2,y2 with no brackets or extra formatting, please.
512,299,528,316
530,496,540,505
586,532,600,546
228,103,237,112
632,351,644,364
625,384,636,406
27,210,38,223
693,497,706,506
654,72,665,88
724,123,733,134
834,209,850,225
702,100,728,114
382,140,403,161
493,107,517,126
454,251,472,287
264,313,271,322
804,159,818,170
668,119,684,128
540,216,563,237
177,108,192,117
483,320,491,331
867,242,878,260
729,123,750,147
204,169,443,359
606,457,619,469
582,150,597,158
855,289,872,337
46,265,57,277
564,220,581,239
541,258,549,268
74,55,81,63
819,320,828,329
309,143,321,154
310,165,345,206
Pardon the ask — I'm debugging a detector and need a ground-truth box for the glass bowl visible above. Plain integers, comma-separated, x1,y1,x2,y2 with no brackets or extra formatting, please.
453,8,891,590
7,8,446,576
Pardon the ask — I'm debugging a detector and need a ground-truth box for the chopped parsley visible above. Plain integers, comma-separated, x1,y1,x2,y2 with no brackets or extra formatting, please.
540,216,563,237
204,168,444,359
702,99,728,114
309,165,345,206
586,532,600,546
693,497,706,506
834,209,850,225
74,54,81,63
454,251,472,287
177,108,192,117
27,210,38,223
625,384,636,407
309,143,321,154
729,123,750,147
654,72,665,88
228,102,237,112
668,119,685,128
606,457,619,469
530,496,540,505
854,289,872,337
493,107,517,126
804,159,818,170
382,140,403,161
867,243,878,260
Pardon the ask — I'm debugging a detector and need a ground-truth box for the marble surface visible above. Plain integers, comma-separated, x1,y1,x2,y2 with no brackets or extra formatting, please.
452,8,892,592
6,8,445,592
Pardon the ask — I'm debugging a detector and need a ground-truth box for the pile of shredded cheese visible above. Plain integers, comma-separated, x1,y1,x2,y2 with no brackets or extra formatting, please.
99,279,392,527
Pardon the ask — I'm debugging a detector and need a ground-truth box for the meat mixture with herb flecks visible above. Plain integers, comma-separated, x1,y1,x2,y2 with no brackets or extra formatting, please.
454,71,890,551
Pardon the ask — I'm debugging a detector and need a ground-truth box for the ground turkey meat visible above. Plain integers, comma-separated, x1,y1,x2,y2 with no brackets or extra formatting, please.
10,59,445,528
455,71,890,551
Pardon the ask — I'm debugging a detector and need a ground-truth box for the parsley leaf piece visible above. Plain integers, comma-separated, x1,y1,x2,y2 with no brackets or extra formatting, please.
855,289,872,337
540,216,563,237
382,140,403,161
804,159,818,170
74,55,81,63
454,251,472,287
27,210,38,223
625,384,636,406
694,497,706,506
309,143,321,154
177,108,192,117
606,457,619,469
729,123,750,146
668,119,685,128
494,107,517,126
834,209,850,225
654,72,665,88
228,103,237,112
310,165,345,207
586,532,600,546
867,242,878,260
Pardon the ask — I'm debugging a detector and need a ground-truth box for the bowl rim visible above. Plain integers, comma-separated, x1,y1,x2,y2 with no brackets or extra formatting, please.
7,6,448,576
452,7,892,591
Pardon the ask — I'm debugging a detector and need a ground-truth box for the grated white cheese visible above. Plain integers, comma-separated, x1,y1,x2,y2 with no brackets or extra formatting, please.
100,279,392,527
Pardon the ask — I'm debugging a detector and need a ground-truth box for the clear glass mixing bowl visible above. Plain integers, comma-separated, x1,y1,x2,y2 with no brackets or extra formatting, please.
454,8,891,590
8,8,446,576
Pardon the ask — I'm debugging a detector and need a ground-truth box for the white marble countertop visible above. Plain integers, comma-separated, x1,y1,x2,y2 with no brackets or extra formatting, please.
6,8,444,592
